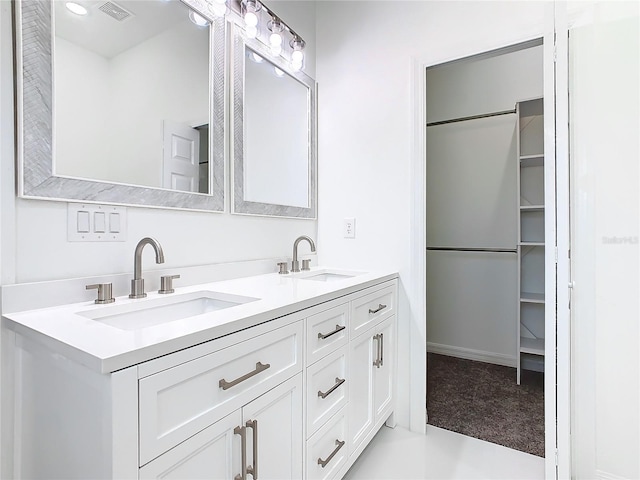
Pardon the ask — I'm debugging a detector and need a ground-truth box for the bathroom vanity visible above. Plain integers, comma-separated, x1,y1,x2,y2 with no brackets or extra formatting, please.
2,269,397,479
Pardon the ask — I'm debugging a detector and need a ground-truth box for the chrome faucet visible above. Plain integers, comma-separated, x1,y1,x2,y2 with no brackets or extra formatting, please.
292,235,316,273
129,237,165,298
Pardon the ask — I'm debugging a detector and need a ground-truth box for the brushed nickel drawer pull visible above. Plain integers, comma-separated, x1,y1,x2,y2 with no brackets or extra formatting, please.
318,377,346,399
380,333,384,367
317,439,346,468
219,362,271,390
246,419,258,480
234,425,247,480
318,324,346,340
368,303,387,314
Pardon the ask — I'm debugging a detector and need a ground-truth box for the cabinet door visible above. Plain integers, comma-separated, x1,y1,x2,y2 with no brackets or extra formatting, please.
373,315,395,422
347,331,374,453
139,410,242,480
242,374,303,480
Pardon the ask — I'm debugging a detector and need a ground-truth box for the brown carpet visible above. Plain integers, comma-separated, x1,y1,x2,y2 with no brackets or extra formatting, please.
426,353,545,457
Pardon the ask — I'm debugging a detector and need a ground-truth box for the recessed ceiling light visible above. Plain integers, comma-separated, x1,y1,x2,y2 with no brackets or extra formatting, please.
65,2,88,16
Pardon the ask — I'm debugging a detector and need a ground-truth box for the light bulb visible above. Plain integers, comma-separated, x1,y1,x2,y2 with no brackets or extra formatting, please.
274,67,285,77
291,61,302,72
65,2,87,15
251,52,263,63
244,11,258,27
269,32,282,47
291,49,303,63
245,25,258,39
189,10,210,27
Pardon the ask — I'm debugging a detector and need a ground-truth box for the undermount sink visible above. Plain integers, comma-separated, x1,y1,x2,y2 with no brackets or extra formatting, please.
78,291,259,331
302,272,356,282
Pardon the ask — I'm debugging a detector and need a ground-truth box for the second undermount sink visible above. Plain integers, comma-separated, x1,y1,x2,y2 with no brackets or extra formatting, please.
77,291,259,331
302,272,356,282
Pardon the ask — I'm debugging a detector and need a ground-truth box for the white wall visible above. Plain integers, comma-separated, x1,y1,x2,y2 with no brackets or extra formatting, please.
315,0,548,432
569,2,639,479
0,0,318,286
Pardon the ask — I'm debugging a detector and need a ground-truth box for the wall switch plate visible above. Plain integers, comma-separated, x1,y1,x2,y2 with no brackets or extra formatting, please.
68,204,127,242
343,217,356,238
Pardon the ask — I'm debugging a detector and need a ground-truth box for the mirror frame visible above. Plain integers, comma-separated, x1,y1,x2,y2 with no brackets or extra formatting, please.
15,0,226,212
230,25,317,219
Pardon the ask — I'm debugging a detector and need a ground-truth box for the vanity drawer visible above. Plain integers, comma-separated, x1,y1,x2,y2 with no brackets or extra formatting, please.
307,346,348,437
350,283,396,338
138,321,303,466
306,303,349,365
306,407,348,480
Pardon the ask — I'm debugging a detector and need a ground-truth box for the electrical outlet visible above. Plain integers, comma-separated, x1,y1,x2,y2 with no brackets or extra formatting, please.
343,217,356,238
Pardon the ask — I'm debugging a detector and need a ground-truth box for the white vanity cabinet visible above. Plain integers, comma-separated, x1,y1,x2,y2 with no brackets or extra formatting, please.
4,274,397,480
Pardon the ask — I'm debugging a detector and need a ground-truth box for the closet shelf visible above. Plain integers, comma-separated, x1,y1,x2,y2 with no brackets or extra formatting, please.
520,242,545,247
520,292,545,304
520,155,544,167
520,337,545,356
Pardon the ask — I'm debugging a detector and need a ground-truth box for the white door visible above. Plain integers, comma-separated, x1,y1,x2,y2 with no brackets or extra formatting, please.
139,410,242,480
242,374,303,480
162,120,200,192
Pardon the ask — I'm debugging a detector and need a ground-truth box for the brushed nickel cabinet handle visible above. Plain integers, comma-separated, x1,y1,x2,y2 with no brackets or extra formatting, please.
380,333,384,367
219,362,271,391
234,425,247,480
317,377,346,399
373,334,382,368
368,304,387,314
246,419,258,480
318,324,346,340
317,439,345,468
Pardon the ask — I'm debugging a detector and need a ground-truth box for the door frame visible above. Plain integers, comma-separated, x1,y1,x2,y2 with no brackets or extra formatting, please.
409,3,571,478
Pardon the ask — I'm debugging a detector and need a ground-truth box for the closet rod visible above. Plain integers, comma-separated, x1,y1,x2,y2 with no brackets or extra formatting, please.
427,247,517,254
426,108,516,127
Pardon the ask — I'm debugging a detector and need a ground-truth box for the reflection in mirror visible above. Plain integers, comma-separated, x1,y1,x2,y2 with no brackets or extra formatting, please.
232,30,317,218
244,49,309,207
53,0,210,193
16,0,225,211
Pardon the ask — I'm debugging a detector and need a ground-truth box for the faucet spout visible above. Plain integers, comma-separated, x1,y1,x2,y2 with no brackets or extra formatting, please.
292,235,316,273
130,237,165,298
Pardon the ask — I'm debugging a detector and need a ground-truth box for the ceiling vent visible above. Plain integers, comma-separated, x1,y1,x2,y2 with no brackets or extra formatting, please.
98,1,133,21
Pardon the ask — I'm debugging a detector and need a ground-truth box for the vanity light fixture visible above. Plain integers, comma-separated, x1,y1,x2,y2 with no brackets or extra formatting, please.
188,10,210,27
268,16,284,56
65,2,88,16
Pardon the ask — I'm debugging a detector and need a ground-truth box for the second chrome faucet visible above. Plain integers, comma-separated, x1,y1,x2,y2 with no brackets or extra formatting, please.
130,237,165,298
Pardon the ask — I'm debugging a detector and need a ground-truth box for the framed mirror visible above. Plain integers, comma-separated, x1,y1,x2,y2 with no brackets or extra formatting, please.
16,0,226,211
231,26,317,218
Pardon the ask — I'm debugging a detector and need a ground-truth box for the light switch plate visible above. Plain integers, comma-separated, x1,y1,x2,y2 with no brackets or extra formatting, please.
68,204,127,242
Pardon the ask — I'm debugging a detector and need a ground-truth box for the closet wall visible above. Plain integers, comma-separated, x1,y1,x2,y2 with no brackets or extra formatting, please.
426,44,543,366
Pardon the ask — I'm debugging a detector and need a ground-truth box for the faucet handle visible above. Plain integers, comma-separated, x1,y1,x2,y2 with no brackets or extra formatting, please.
277,262,289,275
159,274,180,294
301,259,311,271
86,283,115,304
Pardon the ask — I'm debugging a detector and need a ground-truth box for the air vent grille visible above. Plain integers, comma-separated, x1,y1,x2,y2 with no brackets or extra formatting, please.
98,1,133,21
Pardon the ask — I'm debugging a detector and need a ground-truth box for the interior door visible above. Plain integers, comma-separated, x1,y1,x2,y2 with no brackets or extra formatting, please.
162,120,200,192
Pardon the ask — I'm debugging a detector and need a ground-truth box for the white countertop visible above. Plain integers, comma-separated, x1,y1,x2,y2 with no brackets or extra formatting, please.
2,267,397,373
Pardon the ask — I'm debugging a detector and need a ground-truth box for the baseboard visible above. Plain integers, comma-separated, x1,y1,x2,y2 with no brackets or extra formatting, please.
427,342,517,368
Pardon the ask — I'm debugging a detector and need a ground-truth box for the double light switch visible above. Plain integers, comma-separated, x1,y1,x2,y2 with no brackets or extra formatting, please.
68,204,127,242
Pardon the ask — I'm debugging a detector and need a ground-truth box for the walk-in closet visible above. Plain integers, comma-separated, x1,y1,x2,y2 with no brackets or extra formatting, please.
425,40,546,456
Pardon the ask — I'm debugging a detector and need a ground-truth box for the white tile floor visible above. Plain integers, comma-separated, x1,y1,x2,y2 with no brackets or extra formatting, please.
343,425,545,480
